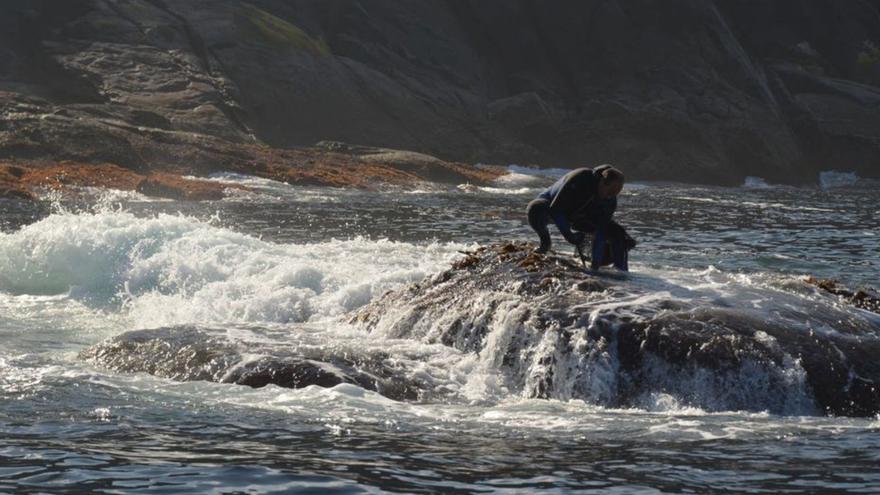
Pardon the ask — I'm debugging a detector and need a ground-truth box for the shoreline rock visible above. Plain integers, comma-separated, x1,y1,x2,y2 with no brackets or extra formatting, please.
3,1,880,185
0,141,505,202
79,326,426,402
0,161,232,201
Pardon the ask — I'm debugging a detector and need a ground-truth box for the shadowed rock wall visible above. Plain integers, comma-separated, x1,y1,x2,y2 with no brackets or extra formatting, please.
2,0,880,184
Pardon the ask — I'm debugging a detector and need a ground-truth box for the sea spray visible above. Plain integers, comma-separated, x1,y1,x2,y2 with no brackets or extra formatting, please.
0,208,470,328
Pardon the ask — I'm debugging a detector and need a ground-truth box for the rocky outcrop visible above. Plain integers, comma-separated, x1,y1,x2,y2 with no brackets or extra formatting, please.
354,243,880,416
807,276,880,313
0,141,501,201
79,326,426,401
0,161,233,201
2,0,879,185
80,242,880,415
0,164,37,200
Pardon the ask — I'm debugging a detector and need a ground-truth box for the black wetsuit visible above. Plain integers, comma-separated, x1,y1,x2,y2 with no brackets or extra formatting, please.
526,166,630,270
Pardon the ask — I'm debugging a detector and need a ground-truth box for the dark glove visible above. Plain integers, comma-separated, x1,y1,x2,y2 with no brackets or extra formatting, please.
625,235,637,250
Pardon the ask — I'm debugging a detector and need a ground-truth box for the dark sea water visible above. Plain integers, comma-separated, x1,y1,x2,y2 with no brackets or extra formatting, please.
0,170,878,493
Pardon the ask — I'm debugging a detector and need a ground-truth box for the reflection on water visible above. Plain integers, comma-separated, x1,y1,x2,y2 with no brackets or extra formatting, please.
2,402,879,493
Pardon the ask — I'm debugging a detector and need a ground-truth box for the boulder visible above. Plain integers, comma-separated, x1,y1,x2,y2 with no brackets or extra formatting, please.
79,326,425,401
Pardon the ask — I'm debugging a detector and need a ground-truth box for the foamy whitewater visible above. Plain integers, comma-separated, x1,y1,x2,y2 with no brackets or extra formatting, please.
1,174,878,493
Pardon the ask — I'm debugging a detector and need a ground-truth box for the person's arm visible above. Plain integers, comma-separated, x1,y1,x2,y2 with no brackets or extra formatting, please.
550,210,576,242
590,200,620,269
592,197,617,228
590,227,606,270
548,170,592,243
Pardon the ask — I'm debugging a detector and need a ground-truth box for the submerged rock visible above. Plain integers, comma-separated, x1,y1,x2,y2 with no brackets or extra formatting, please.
79,326,425,401
354,242,880,416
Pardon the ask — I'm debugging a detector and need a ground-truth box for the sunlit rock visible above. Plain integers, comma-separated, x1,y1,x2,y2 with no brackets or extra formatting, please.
355,242,880,416
81,242,880,416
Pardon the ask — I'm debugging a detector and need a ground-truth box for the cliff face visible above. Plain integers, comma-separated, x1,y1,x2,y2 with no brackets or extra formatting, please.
2,0,880,184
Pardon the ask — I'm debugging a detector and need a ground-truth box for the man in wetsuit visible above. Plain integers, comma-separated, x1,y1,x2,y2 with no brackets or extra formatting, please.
526,164,632,271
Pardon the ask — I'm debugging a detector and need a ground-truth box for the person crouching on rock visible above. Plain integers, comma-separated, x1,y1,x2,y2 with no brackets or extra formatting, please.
526,164,633,271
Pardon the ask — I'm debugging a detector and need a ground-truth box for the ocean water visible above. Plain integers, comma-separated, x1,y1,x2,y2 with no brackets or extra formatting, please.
0,171,878,493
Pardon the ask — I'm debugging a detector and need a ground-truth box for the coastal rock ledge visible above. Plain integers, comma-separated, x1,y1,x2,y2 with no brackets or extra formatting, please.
83,243,880,417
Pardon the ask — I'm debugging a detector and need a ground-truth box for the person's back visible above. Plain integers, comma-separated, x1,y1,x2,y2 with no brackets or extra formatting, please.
526,165,631,270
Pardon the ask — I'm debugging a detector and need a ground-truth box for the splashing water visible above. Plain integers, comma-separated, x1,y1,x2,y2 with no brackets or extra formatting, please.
1,178,879,493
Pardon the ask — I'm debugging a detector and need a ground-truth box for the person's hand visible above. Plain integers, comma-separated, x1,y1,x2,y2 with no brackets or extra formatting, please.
565,232,586,247
625,236,637,250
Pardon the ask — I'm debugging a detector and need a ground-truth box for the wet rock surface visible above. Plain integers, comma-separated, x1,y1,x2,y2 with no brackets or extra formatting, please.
0,161,235,201
79,327,425,401
807,276,880,314
355,242,880,416
79,243,880,415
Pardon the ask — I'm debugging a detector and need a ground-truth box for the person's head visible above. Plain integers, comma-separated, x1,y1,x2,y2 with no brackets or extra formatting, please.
597,166,625,199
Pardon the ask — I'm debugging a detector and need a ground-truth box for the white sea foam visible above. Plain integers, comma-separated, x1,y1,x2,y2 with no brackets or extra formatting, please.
505,165,571,179
742,176,772,189
490,173,545,190
0,210,469,329
488,165,570,191
477,186,540,195
74,364,855,440
74,187,159,203
819,170,860,189
0,205,870,418
190,172,343,202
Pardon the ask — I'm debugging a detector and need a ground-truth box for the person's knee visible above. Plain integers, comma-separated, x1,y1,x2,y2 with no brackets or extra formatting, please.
526,198,549,214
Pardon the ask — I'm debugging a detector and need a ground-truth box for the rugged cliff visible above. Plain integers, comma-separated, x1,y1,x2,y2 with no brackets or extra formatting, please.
2,0,880,185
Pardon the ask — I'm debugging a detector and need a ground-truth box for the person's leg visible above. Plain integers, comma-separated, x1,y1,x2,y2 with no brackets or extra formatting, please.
526,198,552,253
607,221,629,271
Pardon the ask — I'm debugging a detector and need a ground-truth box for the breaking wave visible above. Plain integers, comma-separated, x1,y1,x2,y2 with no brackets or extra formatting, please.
742,176,773,189
4,204,877,417
488,165,568,191
0,209,468,328
819,170,860,189
505,164,571,179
